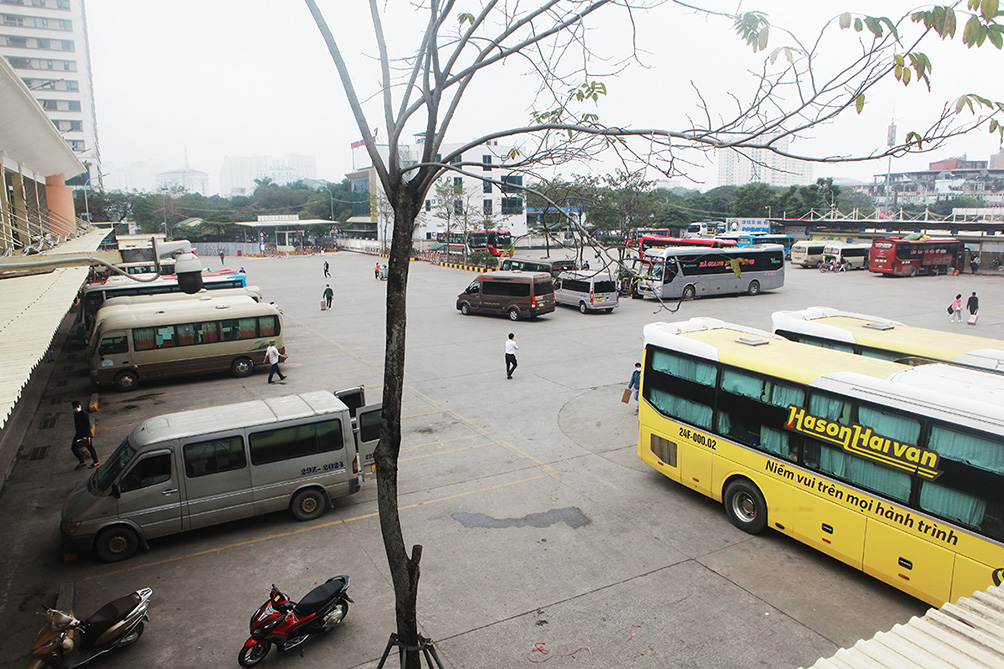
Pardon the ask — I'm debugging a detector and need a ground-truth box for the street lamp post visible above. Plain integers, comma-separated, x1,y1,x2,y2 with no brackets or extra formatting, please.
764,205,772,218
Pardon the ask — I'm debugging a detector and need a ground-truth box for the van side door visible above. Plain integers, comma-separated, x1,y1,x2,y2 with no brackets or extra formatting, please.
115,447,183,539
354,403,382,482
180,433,254,529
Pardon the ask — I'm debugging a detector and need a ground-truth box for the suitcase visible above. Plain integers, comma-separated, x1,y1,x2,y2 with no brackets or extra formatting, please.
968,313,978,325
320,298,327,311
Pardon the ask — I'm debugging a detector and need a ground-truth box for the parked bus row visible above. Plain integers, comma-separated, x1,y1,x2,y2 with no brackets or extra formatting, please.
435,229,512,256
638,316,1004,607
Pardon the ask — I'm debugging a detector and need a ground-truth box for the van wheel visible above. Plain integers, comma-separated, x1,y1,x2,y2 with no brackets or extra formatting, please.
291,489,327,521
231,357,254,378
747,280,761,296
460,303,470,315
113,371,139,392
508,308,520,321
94,526,139,562
682,285,696,301
579,302,588,314
723,479,767,534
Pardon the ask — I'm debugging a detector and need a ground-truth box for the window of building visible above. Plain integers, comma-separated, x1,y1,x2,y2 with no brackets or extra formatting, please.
34,17,46,28
58,0,71,9
6,35,27,47
483,199,492,215
453,176,462,187
449,154,462,165
453,200,463,216
61,39,72,51
58,19,71,30
68,139,85,151
424,199,431,212
501,175,522,193
32,0,46,6
68,99,79,111
482,155,492,171
34,38,50,49
483,181,491,194
3,15,24,26
501,197,523,215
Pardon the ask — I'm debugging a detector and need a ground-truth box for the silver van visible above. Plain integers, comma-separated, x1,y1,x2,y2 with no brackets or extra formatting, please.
60,389,381,562
499,256,576,277
554,271,619,313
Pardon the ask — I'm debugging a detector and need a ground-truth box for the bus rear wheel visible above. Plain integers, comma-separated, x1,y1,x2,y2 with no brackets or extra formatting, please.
723,479,767,534
231,357,254,378
747,280,761,296
508,308,520,321
682,285,696,301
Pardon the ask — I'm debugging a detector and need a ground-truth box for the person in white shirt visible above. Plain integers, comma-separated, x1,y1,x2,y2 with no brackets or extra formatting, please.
264,343,287,384
505,333,518,379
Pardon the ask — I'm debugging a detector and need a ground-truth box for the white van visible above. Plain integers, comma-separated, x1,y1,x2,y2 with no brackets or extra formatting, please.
790,241,827,267
60,389,381,562
554,271,619,313
822,242,872,270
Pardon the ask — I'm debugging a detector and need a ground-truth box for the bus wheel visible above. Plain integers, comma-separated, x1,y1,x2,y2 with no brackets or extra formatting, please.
94,525,139,562
460,303,470,315
907,266,918,277
231,357,254,378
747,280,761,296
723,479,767,534
682,285,696,301
508,308,520,321
113,370,139,392
291,489,327,521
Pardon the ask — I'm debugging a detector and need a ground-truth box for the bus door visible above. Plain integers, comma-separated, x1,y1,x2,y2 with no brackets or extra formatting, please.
114,447,184,539
862,517,954,604
179,433,254,529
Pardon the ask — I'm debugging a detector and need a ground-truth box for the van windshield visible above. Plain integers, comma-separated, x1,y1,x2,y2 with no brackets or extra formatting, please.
533,278,554,294
594,280,616,293
89,438,137,493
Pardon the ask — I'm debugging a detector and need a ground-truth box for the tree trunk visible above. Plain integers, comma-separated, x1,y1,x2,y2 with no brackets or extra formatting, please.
376,198,423,668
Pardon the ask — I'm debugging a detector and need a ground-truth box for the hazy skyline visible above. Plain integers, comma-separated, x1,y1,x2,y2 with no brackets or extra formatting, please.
86,1,1003,195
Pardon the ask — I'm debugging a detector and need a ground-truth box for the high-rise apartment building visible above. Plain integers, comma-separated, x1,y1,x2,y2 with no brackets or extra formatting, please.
155,168,209,196
220,154,317,196
717,135,814,188
0,0,100,186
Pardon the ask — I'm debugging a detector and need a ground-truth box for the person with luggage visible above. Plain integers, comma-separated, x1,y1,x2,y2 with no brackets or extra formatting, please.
70,400,99,469
627,362,641,414
323,284,333,310
949,293,963,323
967,291,979,325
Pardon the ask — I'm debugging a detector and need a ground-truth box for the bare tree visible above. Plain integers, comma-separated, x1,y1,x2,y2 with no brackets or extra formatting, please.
303,1,1002,664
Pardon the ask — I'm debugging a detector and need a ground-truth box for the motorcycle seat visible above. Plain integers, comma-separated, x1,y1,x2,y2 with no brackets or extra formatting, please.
81,593,140,648
294,578,346,617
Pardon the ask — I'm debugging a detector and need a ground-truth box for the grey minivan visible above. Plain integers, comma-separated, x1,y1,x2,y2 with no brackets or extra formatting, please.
60,390,380,562
456,271,555,321
554,271,619,313
498,256,576,276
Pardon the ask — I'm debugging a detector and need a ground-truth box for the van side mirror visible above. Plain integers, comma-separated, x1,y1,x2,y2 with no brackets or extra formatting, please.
111,483,121,499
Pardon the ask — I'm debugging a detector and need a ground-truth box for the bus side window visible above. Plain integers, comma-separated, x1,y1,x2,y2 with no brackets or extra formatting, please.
183,437,246,477
98,336,128,356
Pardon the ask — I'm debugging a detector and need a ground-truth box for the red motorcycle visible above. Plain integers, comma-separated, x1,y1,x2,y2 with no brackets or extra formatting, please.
238,577,352,666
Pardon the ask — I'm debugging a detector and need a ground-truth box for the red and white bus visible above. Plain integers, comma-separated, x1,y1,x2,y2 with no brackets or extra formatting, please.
868,237,963,277
487,230,512,256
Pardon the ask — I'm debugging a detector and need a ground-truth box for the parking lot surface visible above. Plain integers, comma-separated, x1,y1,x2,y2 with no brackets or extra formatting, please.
2,251,1001,668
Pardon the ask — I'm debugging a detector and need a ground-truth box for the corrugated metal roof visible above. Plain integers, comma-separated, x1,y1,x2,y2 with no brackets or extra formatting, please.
0,230,108,430
803,584,1004,668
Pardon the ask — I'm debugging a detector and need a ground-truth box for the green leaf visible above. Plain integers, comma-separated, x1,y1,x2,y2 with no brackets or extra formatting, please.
982,0,999,22
893,54,905,66
944,8,957,38
932,6,946,33
854,17,863,31
989,26,1004,48
955,96,968,113
977,25,988,46
864,17,883,37
902,67,912,85
968,0,981,10
895,64,903,80
963,15,981,45
839,12,852,29
458,12,475,27
855,93,865,114
758,25,769,51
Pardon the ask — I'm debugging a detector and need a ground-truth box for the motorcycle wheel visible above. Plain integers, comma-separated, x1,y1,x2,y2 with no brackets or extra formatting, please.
321,601,349,631
120,621,145,647
238,642,271,667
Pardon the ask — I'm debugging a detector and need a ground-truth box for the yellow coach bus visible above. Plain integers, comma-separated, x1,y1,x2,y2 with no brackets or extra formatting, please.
772,307,1004,372
638,318,1004,606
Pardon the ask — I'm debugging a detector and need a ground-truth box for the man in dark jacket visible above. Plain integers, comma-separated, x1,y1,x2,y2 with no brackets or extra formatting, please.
967,292,980,325
71,400,99,469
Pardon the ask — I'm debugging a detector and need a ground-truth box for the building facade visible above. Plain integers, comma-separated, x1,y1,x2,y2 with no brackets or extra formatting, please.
155,168,209,196
219,154,317,196
869,153,1004,209
0,0,100,185
717,135,815,188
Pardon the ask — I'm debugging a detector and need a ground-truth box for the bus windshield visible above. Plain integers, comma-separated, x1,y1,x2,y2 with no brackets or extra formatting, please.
90,438,136,493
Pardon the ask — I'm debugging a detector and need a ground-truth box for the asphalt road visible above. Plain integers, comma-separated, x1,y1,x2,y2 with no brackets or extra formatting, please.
2,250,1001,668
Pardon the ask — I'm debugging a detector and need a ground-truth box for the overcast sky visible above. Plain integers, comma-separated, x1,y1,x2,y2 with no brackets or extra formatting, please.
85,1,1003,194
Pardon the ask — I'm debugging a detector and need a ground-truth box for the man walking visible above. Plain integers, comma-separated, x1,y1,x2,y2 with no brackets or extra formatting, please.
323,260,330,277
375,262,381,279
967,291,980,325
323,284,333,310
264,342,287,383
505,333,518,379
70,400,99,469
970,254,980,275
627,362,641,414
219,250,226,266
